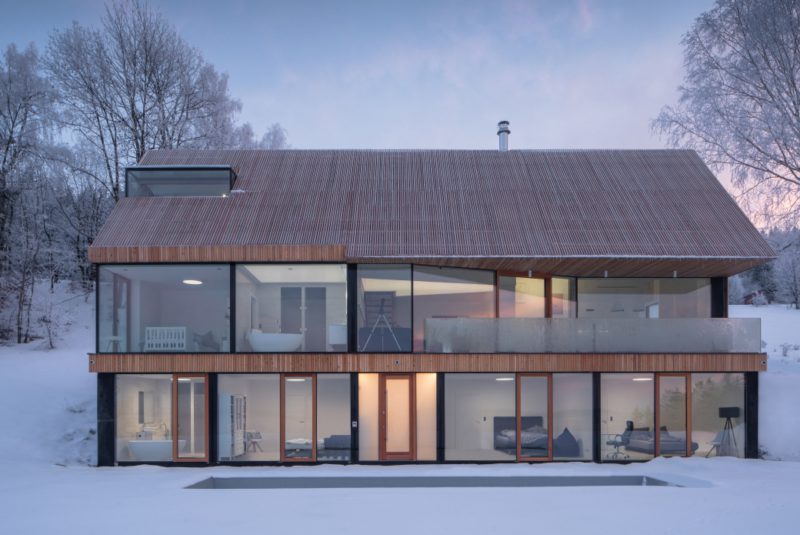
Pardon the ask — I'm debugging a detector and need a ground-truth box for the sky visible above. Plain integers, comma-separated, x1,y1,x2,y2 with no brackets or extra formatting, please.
1,0,714,150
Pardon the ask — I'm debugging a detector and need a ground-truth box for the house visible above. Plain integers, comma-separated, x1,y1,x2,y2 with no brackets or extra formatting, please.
90,125,774,465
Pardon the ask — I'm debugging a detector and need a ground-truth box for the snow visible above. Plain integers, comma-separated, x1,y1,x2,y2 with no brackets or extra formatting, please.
0,290,798,534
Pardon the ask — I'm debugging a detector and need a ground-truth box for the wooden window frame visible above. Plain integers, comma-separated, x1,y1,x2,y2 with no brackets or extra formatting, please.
280,373,317,463
516,372,553,462
654,373,692,458
379,373,417,461
171,373,210,463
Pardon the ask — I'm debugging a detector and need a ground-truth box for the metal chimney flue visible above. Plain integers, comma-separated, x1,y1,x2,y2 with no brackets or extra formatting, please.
497,120,510,151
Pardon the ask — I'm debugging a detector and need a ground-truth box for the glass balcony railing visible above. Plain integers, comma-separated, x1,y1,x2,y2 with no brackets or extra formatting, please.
424,318,762,354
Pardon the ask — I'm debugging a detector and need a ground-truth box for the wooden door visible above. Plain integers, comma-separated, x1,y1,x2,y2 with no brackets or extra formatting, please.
379,373,416,461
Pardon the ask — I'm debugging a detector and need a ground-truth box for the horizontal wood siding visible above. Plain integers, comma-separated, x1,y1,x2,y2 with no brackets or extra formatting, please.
89,352,767,373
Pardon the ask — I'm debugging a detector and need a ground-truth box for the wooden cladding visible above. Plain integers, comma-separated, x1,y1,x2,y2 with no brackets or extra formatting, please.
88,244,346,264
89,352,767,374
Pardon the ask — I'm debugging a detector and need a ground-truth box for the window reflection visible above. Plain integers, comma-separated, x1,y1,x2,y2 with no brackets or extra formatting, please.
357,265,412,352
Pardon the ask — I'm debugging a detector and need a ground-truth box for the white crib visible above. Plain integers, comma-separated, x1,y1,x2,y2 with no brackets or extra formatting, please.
144,326,191,351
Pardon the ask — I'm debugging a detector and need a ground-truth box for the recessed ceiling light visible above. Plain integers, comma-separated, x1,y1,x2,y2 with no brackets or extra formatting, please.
286,377,306,382
632,377,653,382
495,377,514,382
182,279,203,285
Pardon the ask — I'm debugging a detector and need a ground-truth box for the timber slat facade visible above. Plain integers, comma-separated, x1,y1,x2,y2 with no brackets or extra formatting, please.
89,352,767,374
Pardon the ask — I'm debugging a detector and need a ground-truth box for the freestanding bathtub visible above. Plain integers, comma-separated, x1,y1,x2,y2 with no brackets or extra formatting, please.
127,440,186,461
247,329,303,352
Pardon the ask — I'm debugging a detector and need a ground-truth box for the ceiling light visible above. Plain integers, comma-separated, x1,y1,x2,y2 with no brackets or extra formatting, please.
286,378,307,382
182,279,203,285
632,377,653,382
495,377,514,382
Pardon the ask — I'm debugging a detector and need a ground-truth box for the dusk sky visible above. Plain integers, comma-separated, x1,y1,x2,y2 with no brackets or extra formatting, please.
2,0,714,150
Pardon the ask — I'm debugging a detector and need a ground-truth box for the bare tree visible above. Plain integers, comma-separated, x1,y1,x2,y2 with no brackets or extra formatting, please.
774,230,800,309
0,44,52,261
654,0,800,225
46,0,252,201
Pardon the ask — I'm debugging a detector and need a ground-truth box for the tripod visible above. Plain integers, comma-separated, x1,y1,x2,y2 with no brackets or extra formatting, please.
717,416,739,457
360,298,402,351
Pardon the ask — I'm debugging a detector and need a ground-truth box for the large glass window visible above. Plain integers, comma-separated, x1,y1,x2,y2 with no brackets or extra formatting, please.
357,265,412,352
498,275,545,318
282,375,314,460
577,278,711,318
236,264,347,352
413,266,495,352
553,374,593,460
445,374,515,461
98,265,230,353
692,373,745,458
176,376,207,460
317,374,351,461
126,166,233,197
601,373,654,461
551,277,576,318
116,375,173,462
217,375,280,462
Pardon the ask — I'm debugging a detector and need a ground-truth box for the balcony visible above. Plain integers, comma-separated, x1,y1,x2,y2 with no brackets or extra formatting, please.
424,318,762,354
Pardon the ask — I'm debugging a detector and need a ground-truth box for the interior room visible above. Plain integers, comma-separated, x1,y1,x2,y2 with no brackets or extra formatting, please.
600,373,655,461
217,374,280,461
99,265,230,353
552,374,593,460
357,264,413,352
236,264,347,352
577,278,711,318
692,373,745,458
116,375,173,462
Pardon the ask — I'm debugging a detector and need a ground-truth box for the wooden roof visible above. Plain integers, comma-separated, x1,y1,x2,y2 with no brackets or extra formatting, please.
88,149,774,276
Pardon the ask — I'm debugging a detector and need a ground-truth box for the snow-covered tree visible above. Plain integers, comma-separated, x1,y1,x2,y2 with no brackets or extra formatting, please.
654,0,800,225
773,230,800,309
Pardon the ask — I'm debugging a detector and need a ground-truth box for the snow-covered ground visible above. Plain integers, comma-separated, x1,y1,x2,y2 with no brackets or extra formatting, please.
0,290,798,534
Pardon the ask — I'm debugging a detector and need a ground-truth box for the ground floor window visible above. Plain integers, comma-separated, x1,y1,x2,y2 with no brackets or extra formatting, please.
109,371,750,464
115,375,173,462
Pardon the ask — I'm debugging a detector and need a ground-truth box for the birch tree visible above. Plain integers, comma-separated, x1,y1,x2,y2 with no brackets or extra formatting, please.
654,0,800,225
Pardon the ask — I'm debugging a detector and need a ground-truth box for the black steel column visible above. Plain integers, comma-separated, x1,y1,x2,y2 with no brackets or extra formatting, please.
711,277,728,318
347,264,358,352
97,373,115,467
745,371,759,459
436,373,445,462
229,264,236,353
350,372,359,463
208,373,218,464
592,372,601,463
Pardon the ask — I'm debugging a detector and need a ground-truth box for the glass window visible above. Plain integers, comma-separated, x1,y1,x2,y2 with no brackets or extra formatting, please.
413,266,495,352
601,373,654,461
658,375,689,457
317,374,351,461
217,375,280,462
577,278,711,318
98,265,230,353
416,373,438,461
357,265,412,352
551,277,576,318
519,375,550,459
358,374,380,461
445,374,515,461
126,167,233,197
553,374,593,460
499,275,545,318
116,375,172,462
236,264,347,352
176,376,207,460
282,376,314,460
692,373,745,458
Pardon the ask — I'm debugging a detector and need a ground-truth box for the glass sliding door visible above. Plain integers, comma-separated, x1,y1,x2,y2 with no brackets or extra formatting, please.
217,374,280,462
552,374,593,460
281,375,316,461
380,374,415,461
517,374,552,460
174,375,208,461
316,374,352,462
656,374,691,457
600,373,655,461
691,373,745,458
